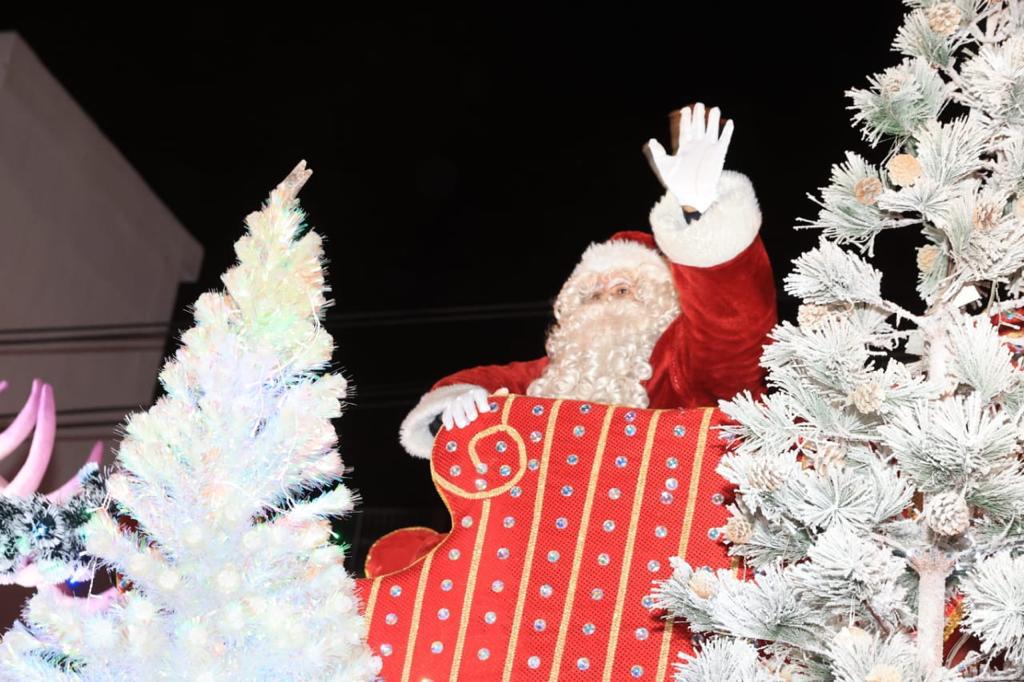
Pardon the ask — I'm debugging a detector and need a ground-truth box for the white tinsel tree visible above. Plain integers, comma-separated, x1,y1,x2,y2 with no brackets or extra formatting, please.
653,2,1024,681
0,163,380,680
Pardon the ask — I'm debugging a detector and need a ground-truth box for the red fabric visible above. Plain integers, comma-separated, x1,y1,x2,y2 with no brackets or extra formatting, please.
993,307,1024,367
356,395,736,680
365,527,448,579
432,234,777,407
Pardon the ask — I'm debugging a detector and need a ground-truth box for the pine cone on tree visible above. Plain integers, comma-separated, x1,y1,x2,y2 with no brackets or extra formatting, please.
917,245,942,274
797,303,832,330
746,457,785,491
722,516,753,545
854,176,883,205
927,2,963,35
925,491,970,536
887,153,923,187
849,379,886,414
973,202,1001,231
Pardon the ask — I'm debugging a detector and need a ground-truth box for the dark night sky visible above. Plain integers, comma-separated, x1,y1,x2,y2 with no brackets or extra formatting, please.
1,5,919,567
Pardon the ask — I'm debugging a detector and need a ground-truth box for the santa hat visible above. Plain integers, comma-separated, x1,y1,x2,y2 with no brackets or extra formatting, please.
565,230,673,288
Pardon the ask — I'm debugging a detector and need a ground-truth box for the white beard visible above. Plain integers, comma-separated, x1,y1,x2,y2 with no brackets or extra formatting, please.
527,292,678,407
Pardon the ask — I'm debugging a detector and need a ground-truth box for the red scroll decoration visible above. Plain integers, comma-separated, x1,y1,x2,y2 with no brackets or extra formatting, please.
356,394,734,681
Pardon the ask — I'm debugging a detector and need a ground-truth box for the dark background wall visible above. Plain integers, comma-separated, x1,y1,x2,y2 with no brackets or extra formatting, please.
1,5,919,572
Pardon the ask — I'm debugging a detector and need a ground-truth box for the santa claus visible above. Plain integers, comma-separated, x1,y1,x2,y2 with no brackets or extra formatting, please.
399,102,777,459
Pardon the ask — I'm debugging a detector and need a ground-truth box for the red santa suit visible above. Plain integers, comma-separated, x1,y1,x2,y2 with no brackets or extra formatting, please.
399,170,777,459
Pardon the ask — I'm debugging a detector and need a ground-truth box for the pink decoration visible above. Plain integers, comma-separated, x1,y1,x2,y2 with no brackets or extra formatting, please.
0,379,104,501
0,379,108,589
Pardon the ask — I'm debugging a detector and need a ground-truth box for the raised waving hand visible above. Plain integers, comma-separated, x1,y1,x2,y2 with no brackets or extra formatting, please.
646,102,734,213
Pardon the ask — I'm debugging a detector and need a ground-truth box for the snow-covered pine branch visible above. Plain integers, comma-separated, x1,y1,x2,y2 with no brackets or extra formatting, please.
653,2,1024,679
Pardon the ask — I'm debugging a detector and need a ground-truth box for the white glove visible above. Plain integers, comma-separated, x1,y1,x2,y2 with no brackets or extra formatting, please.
646,102,734,213
440,386,491,430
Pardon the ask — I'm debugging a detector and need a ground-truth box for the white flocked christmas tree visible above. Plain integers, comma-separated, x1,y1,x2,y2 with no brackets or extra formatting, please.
0,163,380,680
653,2,1024,681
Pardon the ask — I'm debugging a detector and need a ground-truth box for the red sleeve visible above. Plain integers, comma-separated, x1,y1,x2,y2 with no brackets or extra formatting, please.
432,357,550,396
660,235,777,407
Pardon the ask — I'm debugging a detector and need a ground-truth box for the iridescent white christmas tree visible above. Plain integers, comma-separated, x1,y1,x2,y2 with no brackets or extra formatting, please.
0,163,380,680
653,2,1024,681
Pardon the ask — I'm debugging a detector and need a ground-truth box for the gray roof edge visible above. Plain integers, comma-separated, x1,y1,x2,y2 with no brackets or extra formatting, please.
2,31,203,281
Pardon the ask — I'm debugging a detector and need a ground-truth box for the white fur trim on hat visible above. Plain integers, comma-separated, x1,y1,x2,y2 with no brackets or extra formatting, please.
649,170,761,268
399,383,481,459
570,238,672,285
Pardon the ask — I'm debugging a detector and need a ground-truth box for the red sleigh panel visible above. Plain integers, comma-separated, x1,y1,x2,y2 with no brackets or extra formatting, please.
356,394,734,681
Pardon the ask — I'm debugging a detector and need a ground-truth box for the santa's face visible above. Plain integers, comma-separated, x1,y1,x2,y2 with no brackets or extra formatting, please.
584,271,642,305
527,267,679,407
